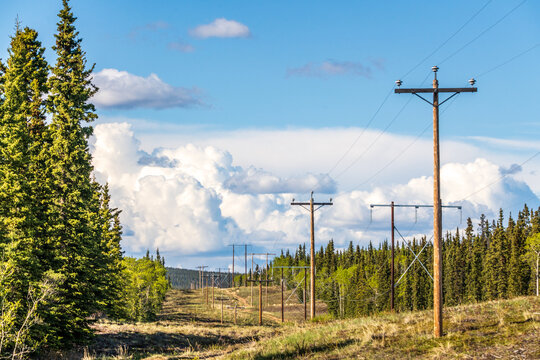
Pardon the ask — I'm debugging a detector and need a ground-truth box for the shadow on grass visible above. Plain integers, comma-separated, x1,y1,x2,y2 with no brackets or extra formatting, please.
89,330,261,358
250,338,356,360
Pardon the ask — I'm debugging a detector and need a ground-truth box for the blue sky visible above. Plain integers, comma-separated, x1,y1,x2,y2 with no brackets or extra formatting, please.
3,0,539,135
2,0,539,269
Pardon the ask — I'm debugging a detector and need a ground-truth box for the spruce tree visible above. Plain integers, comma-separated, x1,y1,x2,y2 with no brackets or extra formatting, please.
44,0,100,345
0,23,49,312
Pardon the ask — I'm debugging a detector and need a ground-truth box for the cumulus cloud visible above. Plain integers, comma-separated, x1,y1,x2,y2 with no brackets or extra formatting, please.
91,122,539,269
189,18,251,38
225,167,336,194
287,60,375,78
91,69,203,109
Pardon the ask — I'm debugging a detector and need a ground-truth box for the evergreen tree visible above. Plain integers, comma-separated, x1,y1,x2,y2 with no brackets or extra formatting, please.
0,24,49,331
44,0,100,345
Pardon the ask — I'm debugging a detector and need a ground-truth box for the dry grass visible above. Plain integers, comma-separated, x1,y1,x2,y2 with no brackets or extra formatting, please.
59,289,540,359
224,296,540,360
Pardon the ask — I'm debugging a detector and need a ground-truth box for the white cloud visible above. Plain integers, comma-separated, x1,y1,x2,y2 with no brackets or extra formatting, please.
91,122,539,269
91,69,202,109
189,18,251,38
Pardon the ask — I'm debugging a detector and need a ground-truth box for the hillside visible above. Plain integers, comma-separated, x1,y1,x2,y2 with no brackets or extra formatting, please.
72,288,538,359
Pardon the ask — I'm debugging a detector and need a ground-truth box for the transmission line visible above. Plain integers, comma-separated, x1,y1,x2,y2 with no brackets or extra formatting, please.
438,0,527,65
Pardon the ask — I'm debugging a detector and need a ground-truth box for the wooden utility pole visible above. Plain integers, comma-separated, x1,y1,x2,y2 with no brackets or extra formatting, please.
249,253,269,307
245,244,248,287
281,268,284,322
395,66,477,337
228,244,235,287
228,244,251,288
248,278,272,325
391,202,394,312
274,265,310,322
304,268,307,321
196,265,208,300
291,192,332,320
212,274,215,309
205,274,209,305
215,296,228,324
370,202,461,312
264,253,275,306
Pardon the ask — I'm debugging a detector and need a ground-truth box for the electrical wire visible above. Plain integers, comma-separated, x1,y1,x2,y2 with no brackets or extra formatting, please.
399,0,493,80
438,0,528,65
476,42,540,78
325,85,395,176
459,150,540,202
356,92,460,188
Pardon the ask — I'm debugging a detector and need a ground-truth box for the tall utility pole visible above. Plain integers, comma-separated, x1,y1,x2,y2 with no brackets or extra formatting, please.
281,268,284,322
370,202,462,312
291,192,332,320
395,66,477,337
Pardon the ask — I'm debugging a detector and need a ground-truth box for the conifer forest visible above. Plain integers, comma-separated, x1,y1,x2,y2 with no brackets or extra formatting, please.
0,0,539,359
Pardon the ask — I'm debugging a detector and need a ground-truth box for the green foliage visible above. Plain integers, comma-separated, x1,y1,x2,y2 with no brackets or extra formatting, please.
0,0,128,354
274,205,540,318
116,252,170,321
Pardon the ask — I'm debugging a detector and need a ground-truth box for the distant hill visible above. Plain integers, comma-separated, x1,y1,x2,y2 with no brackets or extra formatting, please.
166,267,235,289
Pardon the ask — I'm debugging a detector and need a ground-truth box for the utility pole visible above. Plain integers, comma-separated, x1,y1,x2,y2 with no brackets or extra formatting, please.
205,274,209,305
281,268,284,322
212,274,215,309
249,253,269,307
264,253,275,306
274,265,310,322
248,278,272,325
228,244,251,288
228,245,235,287
370,202,462,312
196,265,208,300
304,267,307,321
395,66,477,337
215,296,228,324
291,192,333,320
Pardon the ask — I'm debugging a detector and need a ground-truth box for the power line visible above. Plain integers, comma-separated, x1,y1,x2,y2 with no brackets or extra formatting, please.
399,0,494,80
438,0,528,65
325,85,395,176
334,71,432,180
476,42,540,78
460,150,540,202
356,92,460,188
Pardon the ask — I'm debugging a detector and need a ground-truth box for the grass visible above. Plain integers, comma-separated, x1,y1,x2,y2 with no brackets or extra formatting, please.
224,296,540,359
58,289,540,359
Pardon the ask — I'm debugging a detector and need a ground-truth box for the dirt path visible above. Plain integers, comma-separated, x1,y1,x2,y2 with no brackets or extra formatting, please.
80,289,283,359
221,288,282,323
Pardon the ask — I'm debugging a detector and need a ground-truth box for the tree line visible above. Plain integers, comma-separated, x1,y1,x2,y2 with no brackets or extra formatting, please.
0,1,168,357
269,205,540,318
